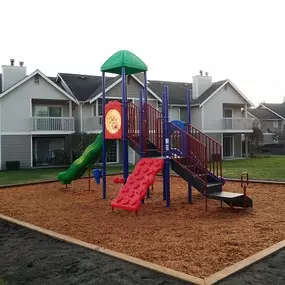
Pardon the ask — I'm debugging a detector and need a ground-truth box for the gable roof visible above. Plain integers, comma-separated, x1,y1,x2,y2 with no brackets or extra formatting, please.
58,73,116,102
248,107,282,120
0,70,78,104
147,79,228,106
260,103,285,120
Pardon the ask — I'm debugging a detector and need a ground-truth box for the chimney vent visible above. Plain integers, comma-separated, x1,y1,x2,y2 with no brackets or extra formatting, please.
199,70,203,76
19,61,24,67
10,59,15,66
205,72,209,76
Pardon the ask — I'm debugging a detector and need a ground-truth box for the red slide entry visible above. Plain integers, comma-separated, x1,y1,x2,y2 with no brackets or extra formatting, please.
111,158,164,212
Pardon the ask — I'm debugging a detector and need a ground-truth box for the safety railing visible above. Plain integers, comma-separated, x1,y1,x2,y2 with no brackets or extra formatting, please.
170,123,208,186
144,103,163,147
186,123,222,179
128,102,147,152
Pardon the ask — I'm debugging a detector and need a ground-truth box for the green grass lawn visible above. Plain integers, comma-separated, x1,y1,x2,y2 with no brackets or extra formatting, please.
1,156,285,185
0,165,134,186
222,156,285,181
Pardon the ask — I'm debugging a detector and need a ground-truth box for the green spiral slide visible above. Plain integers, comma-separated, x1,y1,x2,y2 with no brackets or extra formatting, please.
58,132,115,185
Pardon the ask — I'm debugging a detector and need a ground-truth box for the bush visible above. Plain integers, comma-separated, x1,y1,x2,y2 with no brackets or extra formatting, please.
5,161,20,170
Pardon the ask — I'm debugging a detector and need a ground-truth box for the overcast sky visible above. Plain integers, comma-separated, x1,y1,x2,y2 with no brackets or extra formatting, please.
1,0,284,106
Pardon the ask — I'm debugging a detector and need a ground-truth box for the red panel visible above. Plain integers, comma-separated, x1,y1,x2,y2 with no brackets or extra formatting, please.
105,100,122,139
111,158,164,212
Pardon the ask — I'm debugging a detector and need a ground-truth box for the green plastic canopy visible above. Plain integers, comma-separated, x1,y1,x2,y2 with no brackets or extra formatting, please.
101,50,148,75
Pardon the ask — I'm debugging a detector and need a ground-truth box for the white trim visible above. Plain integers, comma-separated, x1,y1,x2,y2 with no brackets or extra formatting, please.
203,130,253,133
1,131,75,135
56,74,75,97
260,104,285,120
80,104,83,133
1,132,32,135
199,80,254,107
84,130,101,134
131,74,162,103
30,136,33,167
32,131,75,135
247,111,258,119
0,69,79,104
89,78,122,103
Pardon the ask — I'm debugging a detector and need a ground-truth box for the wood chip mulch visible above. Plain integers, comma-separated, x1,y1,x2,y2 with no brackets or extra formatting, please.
1,176,285,278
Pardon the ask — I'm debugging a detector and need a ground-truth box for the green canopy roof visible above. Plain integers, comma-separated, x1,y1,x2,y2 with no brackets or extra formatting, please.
101,50,148,75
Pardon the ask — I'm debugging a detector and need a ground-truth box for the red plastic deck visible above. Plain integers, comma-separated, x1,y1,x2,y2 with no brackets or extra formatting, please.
111,158,164,212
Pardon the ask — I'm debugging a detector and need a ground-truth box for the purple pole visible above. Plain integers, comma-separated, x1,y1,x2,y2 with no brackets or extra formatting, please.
164,85,170,207
162,91,166,201
187,88,192,203
102,72,107,199
122,67,129,183
139,89,144,159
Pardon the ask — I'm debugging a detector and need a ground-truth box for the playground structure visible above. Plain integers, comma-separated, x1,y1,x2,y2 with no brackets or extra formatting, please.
58,50,253,213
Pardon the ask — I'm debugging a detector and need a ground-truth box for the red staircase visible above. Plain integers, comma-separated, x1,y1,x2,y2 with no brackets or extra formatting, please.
185,124,222,179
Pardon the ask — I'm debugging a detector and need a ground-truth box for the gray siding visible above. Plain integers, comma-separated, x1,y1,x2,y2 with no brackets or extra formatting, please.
0,74,71,133
106,77,158,100
263,134,274,144
205,133,222,143
180,107,187,122
260,120,282,134
191,106,202,129
73,105,81,133
202,84,247,131
1,135,31,169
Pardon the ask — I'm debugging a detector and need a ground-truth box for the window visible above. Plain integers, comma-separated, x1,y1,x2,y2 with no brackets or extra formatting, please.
98,141,118,163
34,106,62,117
273,121,278,128
95,98,132,116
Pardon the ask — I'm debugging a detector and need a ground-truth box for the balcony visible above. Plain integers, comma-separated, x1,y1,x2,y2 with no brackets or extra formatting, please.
83,116,102,133
222,118,255,132
32,117,74,133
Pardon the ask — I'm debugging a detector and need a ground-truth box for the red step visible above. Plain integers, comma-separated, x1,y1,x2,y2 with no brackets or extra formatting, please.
111,158,164,212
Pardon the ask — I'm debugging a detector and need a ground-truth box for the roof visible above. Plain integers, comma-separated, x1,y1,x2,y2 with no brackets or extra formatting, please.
101,50,148,75
0,74,2,93
0,70,78,104
87,76,121,101
249,107,282,120
58,73,116,102
261,103,285,119
58,73,120,102
147,79,227,105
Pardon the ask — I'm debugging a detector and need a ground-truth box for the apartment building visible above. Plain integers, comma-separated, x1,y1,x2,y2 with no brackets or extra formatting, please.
0,60,255,170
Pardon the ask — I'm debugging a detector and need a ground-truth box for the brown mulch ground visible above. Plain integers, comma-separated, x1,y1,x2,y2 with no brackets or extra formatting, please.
1,176,285,278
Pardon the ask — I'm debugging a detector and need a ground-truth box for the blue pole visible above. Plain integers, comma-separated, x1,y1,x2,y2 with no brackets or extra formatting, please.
162,92,166,201
122,67,129,183
143,71,148,139
143,71,150,198
139,89,144,159
102,72,107,199
187,88,192,203
164,86,171,208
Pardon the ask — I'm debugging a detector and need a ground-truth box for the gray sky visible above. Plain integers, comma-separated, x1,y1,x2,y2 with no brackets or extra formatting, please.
1,0,284,106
